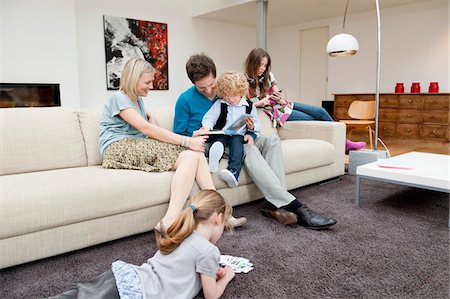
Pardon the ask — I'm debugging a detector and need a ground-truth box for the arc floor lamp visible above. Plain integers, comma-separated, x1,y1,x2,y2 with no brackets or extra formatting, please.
326,0,382,152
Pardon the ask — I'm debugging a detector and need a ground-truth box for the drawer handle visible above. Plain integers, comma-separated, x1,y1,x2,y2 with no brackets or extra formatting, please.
408,99,412,103
432,130,438,135
406,128,411,132
407,113,412,118
383,127,388,130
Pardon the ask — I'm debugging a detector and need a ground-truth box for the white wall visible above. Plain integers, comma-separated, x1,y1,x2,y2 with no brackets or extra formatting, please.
1,0,254,110
269,0,449,102
1,0,81,108
2,0,447,110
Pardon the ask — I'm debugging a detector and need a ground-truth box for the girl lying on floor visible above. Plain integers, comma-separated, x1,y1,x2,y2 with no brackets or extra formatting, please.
51,190,235,299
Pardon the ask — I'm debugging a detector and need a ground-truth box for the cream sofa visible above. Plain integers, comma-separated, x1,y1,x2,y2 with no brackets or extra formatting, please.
0,106,345,269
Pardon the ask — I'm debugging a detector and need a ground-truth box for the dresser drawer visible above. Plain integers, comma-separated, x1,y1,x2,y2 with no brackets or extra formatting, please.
421,125,448,139
399,95,423,109
378,122,396,137
396,124,420,138
398,109,423,124
423,110,449,124
423,96,449,110
379,95,399,108
379,108,397,122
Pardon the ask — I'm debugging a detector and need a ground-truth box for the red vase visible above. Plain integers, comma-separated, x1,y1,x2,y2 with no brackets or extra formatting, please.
395,83,404,93
428,82,439,93
410,82,421,93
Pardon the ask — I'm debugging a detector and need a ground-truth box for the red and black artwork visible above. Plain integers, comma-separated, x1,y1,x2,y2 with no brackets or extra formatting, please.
103,15,168,90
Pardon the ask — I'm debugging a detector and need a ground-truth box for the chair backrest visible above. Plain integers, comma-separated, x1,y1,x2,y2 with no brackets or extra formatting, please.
348,100,376,120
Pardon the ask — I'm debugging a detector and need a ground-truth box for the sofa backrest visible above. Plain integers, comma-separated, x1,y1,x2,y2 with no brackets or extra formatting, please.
78,106,276,165
153,105,175,131
78,109,103,166
0,107,88,175
257,109,278,136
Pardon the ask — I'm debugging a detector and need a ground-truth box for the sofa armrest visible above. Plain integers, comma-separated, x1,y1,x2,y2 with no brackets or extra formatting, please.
278,121,346,156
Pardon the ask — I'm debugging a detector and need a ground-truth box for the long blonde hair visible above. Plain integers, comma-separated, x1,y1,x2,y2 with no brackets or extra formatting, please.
159,190,232,255
119,57,155,100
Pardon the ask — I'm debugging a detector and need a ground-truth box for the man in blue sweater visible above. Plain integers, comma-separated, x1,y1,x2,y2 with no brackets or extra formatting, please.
174,53,336,229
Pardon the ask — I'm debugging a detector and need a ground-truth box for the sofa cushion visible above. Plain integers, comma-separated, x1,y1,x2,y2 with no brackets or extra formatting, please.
78,109,103,166
152,106,175,131
0,166,173,239
0,107,87,175
281,139,335,174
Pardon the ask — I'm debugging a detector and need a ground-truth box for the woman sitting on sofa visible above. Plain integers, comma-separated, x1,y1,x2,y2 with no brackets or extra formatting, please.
98,58,246,240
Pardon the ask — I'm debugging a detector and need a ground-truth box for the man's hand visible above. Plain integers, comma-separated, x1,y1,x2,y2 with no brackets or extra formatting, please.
244,134,255,145
193,127,210,137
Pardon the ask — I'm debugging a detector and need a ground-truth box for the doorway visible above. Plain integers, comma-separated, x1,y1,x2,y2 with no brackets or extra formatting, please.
299,26,329,106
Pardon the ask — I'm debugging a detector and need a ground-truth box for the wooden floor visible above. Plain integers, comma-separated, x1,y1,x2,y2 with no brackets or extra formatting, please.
347,131,449,156
344,134,449,166
379,137,449,156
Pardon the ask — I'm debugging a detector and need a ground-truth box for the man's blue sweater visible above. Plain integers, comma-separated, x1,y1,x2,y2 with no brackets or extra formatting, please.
173,86,217,137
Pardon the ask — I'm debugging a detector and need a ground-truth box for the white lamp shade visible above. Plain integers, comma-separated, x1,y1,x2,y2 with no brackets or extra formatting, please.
326,33,359,57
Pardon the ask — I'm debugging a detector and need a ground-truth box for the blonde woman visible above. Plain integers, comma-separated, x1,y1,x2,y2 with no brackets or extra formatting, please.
99,58,246,240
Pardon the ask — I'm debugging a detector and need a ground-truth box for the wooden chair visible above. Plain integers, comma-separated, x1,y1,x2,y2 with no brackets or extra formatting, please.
339,100,376,149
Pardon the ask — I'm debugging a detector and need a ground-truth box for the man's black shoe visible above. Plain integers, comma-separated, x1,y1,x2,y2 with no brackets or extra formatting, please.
260,207,298,226
294,205,336,229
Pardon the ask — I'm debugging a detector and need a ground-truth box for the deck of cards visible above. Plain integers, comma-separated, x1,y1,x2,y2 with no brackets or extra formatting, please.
220,255,254,273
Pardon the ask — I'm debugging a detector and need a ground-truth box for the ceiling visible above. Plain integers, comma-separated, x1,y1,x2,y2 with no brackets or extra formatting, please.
194,0,432,28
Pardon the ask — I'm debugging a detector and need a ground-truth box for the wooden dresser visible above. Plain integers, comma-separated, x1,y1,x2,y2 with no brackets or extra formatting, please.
333,93,450,141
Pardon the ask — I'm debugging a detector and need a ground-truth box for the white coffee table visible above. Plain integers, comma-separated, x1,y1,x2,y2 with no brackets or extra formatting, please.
355,151,450,225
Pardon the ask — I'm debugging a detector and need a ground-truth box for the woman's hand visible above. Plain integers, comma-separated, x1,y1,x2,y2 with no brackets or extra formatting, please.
187,136,207,152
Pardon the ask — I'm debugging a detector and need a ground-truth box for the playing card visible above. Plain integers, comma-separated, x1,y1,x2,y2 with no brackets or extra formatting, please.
220,255,254,273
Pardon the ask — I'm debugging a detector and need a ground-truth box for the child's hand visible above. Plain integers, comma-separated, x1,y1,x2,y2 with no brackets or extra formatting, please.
256,96,271,107
245,117,255,130
216,267,226,280
220,266,235,283
271,90,285,102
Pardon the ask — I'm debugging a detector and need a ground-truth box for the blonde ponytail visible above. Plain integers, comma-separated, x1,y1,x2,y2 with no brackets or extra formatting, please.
159,190,232,255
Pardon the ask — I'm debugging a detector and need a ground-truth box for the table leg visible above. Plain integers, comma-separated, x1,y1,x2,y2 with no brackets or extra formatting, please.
355,175,361,207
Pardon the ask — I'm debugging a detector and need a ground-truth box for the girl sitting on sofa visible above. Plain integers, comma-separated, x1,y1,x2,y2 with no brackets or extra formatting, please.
244,48,366,153
98,58,246,240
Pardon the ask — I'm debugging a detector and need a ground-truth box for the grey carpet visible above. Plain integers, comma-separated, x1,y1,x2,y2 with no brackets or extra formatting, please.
1,174,448,299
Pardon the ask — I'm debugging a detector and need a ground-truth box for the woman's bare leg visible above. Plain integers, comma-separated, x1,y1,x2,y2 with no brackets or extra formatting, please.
195,154,215,190
162,150,246,229
162,150,200,227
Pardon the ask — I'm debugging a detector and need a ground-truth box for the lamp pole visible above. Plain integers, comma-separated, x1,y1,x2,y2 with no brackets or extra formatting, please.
256,0,268,50
374,0,381,151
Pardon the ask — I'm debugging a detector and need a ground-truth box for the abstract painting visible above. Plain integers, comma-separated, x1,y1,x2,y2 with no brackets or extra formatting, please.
103,15,168,90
